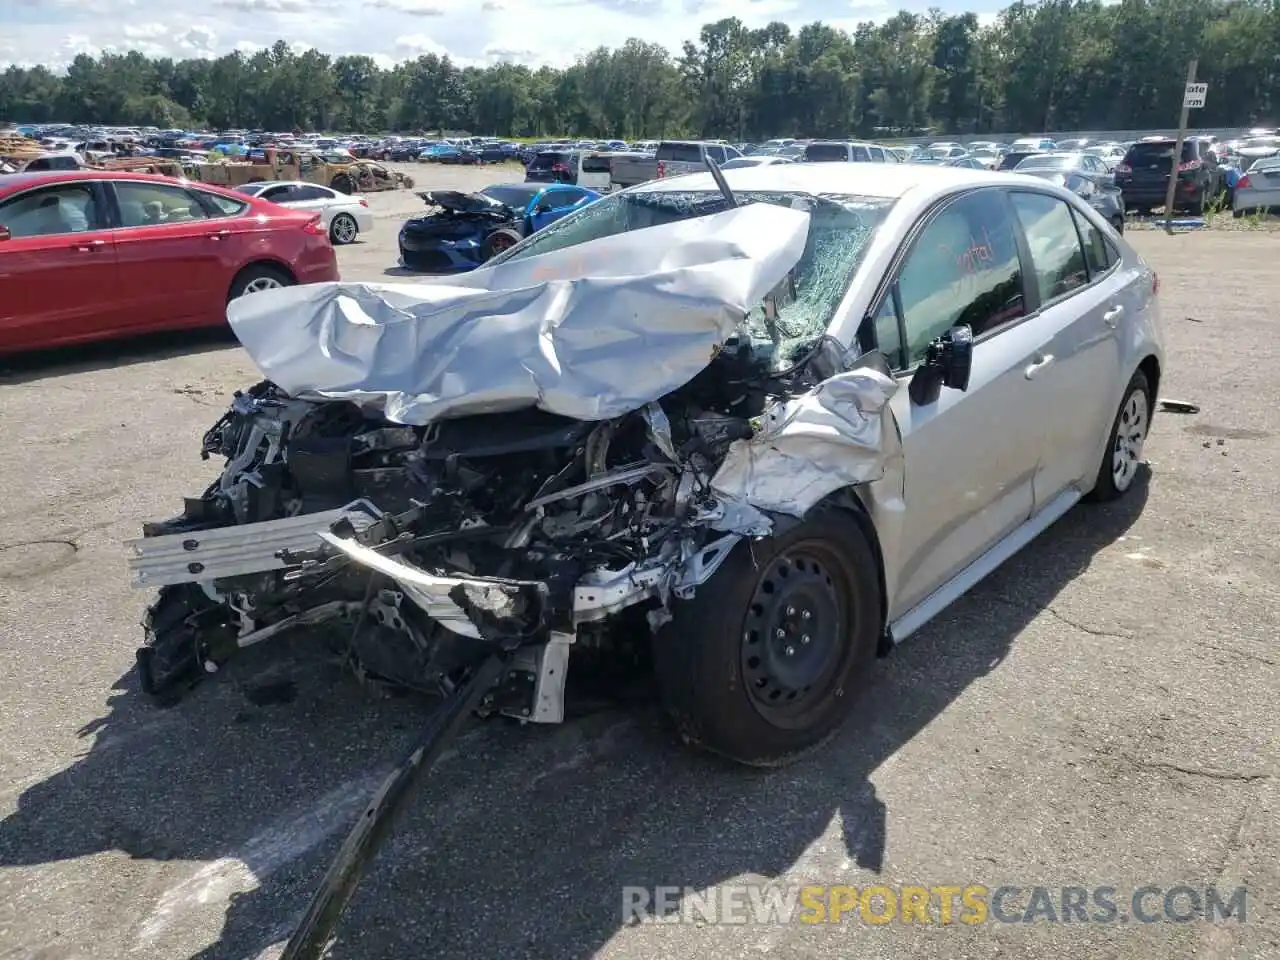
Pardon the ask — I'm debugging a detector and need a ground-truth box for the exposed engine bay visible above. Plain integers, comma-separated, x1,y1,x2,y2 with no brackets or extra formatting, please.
129,331,860,720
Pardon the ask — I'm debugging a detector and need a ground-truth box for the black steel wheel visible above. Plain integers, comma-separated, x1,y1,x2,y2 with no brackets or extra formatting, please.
653,508,882,767
741,543,850,729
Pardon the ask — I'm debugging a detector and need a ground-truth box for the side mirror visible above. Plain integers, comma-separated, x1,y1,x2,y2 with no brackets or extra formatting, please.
0,225,10,242
908,324,974,406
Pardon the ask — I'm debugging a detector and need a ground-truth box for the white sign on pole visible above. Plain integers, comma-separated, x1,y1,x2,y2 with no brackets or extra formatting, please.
1183,83,1208,109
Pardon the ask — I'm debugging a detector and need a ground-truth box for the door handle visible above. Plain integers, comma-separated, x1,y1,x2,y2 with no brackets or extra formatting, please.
1024,353,1054,379
205,229,231,240
1103,305,1125,328
69,239,106,251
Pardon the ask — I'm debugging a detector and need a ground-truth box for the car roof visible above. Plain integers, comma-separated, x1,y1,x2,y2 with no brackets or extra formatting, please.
0,169,244,197
636,162,1018,201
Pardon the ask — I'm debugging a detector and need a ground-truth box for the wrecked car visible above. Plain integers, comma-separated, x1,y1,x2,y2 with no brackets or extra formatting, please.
128,163,1165,770
397,183,600,272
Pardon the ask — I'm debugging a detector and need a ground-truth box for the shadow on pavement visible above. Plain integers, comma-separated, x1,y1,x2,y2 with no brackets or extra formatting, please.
0,477,1148,960
0,327,239,386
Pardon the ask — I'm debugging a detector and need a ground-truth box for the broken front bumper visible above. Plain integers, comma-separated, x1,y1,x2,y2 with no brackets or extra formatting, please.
126,503,679,643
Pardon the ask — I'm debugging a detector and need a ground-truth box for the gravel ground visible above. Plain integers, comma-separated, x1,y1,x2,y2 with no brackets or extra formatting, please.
0,163,1277,960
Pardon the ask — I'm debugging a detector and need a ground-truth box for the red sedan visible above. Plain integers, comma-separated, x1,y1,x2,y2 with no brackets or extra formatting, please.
0,170,339,355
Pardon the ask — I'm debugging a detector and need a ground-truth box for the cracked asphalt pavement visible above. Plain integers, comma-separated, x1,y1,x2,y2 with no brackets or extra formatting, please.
0,166,1276,960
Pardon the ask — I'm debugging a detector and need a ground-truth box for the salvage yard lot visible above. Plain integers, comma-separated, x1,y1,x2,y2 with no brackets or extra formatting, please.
0,165,1277,960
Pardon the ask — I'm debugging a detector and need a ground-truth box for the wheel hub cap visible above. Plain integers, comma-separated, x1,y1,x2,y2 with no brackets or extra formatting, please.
1112,388,1149,491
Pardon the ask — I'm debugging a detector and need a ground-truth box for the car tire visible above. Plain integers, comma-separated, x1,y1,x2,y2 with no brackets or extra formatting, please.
228,263,293,302
481,228,523,261
329,213,359,245
652,508,883,767
1086,369,1152,503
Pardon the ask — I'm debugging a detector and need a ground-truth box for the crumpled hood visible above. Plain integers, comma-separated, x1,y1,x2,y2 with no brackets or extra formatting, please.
415,190,511,215
227,201,811,425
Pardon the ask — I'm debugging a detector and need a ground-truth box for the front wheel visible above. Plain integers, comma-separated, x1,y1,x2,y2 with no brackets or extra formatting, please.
652,510,883,767
1087,370,1151,502
481,228,522,260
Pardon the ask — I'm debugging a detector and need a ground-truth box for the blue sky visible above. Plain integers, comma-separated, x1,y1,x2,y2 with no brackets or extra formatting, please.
1,0,1002,71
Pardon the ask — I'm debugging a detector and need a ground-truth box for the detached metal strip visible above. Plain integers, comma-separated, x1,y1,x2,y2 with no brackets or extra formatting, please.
125,500,381,588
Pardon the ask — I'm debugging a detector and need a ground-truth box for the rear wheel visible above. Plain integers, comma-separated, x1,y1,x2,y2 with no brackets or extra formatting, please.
1087,370,1151,502
228,263,293,301
329,213,358,245
652,510,882,767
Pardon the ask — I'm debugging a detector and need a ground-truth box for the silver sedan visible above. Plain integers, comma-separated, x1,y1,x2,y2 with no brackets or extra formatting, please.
491,163,1165,765
1232,156,1280,217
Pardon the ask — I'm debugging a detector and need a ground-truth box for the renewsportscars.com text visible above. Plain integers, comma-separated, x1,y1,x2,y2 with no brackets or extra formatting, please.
622,884,1249,926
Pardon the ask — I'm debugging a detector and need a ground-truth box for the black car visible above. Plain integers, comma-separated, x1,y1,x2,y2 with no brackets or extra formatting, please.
1114,138,1222,216
525,150,578,184
1011,151,1127,232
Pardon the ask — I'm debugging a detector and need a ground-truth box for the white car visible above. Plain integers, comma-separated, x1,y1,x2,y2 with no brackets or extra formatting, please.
722,155,795,169
234,180,373,245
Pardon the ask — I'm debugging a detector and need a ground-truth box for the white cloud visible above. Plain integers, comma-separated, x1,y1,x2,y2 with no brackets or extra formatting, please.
368,0,445,13
123,22,168,39
393,33,450,56
0,0,1004,74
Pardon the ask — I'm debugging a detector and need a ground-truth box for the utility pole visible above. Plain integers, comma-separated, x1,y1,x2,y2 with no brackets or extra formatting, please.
1164,58,1199,235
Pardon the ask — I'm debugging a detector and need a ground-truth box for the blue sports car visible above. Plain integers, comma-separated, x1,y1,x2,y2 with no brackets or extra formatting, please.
397,182,601,272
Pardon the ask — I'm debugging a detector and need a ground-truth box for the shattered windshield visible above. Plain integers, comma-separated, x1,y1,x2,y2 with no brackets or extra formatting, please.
488,189,894,368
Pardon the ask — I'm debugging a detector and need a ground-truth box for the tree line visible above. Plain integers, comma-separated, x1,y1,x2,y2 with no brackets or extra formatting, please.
1,0,1277,140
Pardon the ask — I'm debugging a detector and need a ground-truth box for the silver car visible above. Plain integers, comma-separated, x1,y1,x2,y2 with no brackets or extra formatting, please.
488,164,1166,762
131,163,1164,770
1232,155,1280,216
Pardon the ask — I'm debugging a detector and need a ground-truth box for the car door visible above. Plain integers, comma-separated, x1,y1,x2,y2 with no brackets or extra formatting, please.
528,188,587,232
1007,191,1126,505
867,188,1054,620
0,180,119,352
257,184,301,207
283,184,337,228
107,179,229,329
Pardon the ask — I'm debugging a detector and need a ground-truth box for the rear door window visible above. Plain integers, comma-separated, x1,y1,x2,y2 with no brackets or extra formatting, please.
1071,208,1118,277
656,142,704,163
113,182,211,227
551,188,586,208
193,189,249,217
1123,141,1194,168
852,145,871,162
259,185,297,202
804,143,851,162
1009,191,1090,301
869,146,885,162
